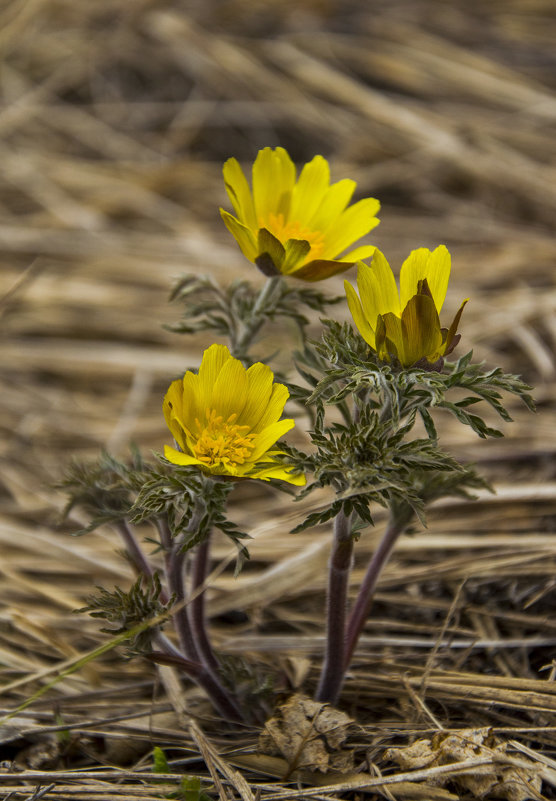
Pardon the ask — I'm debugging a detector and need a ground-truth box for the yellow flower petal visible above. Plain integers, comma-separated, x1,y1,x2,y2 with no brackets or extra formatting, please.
178,370,206,435
211,355,249,420
249,459,307,485
322,197,381,258
223,157,257,230
220,209,257,262
399,248,430,311
194,344,231,412
400,245,450,313
345,279,376,348
358,252,400,323
163,379,187,447
197,344,231,382
238,362,274,428
289,155,330,228
164,445,204,467
252,147,296,223
250,418,295,461
309,178,356,232
337,244,376,263
253,382,290,432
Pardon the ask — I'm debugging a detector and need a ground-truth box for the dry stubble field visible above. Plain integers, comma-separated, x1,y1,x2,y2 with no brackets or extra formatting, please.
1,1,556,799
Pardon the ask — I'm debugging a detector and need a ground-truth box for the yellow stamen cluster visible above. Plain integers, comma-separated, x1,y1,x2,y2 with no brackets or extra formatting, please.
265,213,325,260
192,409,255,468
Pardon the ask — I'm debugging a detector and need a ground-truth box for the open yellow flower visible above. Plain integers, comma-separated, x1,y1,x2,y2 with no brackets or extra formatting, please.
345,246,468,369
163,344,305,484
220,147,380,281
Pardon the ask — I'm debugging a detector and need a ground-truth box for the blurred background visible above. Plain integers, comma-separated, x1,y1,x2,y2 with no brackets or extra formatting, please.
2,0,556,472
1,0,556,742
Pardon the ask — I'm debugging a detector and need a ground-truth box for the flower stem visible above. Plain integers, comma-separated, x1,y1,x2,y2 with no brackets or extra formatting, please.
147,648,244,723
166,543,199,662
116,520,169,605
233,276,283,358
156,517,174,599
344,507,413,668
189,535,221,674
156,517,200,660
314,508,353,705
158,517,245,723
154,631,187,662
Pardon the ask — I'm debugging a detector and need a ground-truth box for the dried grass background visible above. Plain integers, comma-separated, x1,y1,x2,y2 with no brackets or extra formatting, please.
1,0,556,798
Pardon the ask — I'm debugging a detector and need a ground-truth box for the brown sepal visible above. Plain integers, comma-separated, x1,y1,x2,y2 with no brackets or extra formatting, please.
292,259,356,281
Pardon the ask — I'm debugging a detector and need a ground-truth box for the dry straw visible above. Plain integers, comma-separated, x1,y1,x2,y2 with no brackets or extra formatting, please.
1,0,555,798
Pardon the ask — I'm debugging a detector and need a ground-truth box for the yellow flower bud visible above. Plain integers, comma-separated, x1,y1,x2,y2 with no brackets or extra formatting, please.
345,246,467,369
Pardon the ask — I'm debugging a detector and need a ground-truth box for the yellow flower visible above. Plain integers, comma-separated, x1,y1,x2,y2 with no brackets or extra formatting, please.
220,147,380,281
163,344,305,485
345,246,468,369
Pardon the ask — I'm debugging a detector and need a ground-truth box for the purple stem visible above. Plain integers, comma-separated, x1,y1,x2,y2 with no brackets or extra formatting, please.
158,518,245,722
116,519,243,721
344,509,413,668
147,648,244,723
189,535,221,674
314,509,353,705
166,543,200,662
175,539,244,721
156,518,175,602
156,517,199,660
117,521,169,605
154,631,187,662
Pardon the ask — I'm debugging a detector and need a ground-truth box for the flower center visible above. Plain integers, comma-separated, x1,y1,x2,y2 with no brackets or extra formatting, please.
192,409,255,468
264,212,325,260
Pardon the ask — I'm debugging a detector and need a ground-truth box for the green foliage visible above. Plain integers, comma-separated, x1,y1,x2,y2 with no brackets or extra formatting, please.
60,260,536,718
152,748,212,801
131,460,250,568
177,776,211,801
54,711,71,748
278,319,531,533
152,746,171,774
280,402,474,532
77,574,171,655
61,451,249,569
169,273,342,362
307,321,535,438
415,461,491,505
60,449,149,534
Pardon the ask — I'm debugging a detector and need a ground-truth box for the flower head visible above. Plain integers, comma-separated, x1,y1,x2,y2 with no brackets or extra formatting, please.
220,147,380,281
345,246,467,369
163,344,305,484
